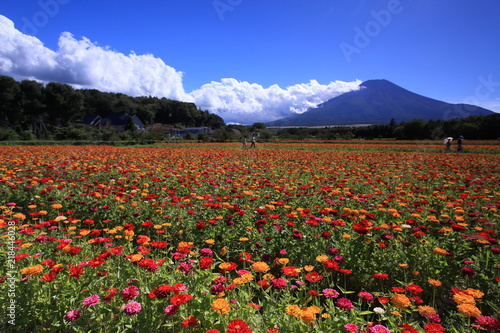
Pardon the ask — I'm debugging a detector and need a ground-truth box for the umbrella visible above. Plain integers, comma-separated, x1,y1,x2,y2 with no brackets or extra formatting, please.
443,137,453,144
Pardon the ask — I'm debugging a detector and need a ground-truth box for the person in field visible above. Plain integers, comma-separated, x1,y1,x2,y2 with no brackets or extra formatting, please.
249,132,256,148
242,136,247,148
444,137,452,152
457,135,464,153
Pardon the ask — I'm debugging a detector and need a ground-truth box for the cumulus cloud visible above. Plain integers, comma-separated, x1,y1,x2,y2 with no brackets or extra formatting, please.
0,14,361,123
190,78,361,123
0,15,192,101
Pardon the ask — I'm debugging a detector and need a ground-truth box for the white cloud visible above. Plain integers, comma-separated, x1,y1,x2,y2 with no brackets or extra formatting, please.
190,78,361,123
0,15,192,102
0,14,361,123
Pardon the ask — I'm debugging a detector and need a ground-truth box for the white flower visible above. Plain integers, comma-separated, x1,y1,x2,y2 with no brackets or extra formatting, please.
373,307,385,315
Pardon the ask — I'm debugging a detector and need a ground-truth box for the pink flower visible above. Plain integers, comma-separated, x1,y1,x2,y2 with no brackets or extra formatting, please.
65,309,81,321
336,297,354,310
368,324,391,333
322,288,340,298
358,291,374,302
271,278,288,289
82,294,100,308
164,304,179,315
344,323,359,332
124,301,142,316
122,286,140,301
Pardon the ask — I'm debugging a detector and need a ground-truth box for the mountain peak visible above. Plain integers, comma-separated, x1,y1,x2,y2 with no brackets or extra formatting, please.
266,80,494,126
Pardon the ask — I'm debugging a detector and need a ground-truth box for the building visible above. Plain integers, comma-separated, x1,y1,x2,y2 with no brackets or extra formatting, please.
82,114,145,131
165,127,213,138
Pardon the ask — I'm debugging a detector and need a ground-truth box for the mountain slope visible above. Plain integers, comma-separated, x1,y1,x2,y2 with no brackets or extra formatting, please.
266,79,494,126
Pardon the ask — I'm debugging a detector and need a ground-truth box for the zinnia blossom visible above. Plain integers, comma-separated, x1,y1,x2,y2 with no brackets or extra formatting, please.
82,294,100,308
122,286,140,301
368,324,391,333
182,316,199,327
252,262,270,272
423,322,446,332
322,288,339,298
227,319,252,333
336,297,354,310
391,294,412,309
457,303,481,317
124,301,142,316
65,309,81,322
164,304,179,315
212,298,230,314
270,278,288,289
344,323,359,332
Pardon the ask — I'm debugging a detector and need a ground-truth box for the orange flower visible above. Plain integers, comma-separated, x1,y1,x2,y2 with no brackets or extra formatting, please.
252,262,270,272
20,264,43,276
212,298,230,314
428,279,442,287
457,304,481,317
418,305,437,317
391,294,412,309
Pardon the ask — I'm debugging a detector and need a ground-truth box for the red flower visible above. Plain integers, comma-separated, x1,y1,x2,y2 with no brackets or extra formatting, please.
406,284,423,295
103,288,117,303
282,266,299,277
305,272,323,283
68,266,84,279
372,273,389,280
423,323,446,333
148,284,172,299
170,294,193,306
182,316,199,327
149,241,168,249
41,271,57,282
227,319,252,333
200,257,214,270
399,324,419,333
324,260,339,271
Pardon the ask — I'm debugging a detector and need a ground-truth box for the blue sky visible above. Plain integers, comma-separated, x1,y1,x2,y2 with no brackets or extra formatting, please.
1,0,499,123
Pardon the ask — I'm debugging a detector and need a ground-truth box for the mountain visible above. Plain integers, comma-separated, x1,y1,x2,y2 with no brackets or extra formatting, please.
265,79,494,126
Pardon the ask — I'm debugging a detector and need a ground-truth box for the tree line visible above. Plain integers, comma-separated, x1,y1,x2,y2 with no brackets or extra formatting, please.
269,114,500,141
0,75,225,141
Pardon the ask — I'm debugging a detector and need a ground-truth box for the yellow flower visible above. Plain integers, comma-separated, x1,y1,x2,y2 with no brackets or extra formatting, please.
221,246,227,255
239,237,249,242
391,311,402,317
304,265,314,272
398,263,409,269
205,239,215,245
51,204,62,209
21,243,32,248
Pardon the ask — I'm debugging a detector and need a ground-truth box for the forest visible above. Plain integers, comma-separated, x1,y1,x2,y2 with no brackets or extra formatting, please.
0,75,225,141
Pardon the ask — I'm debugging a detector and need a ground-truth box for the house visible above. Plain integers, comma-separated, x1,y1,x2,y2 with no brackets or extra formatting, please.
82,114,145,131
165,127,213,138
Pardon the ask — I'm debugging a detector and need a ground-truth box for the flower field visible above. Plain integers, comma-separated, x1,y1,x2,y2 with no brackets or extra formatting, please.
1,144,499,332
